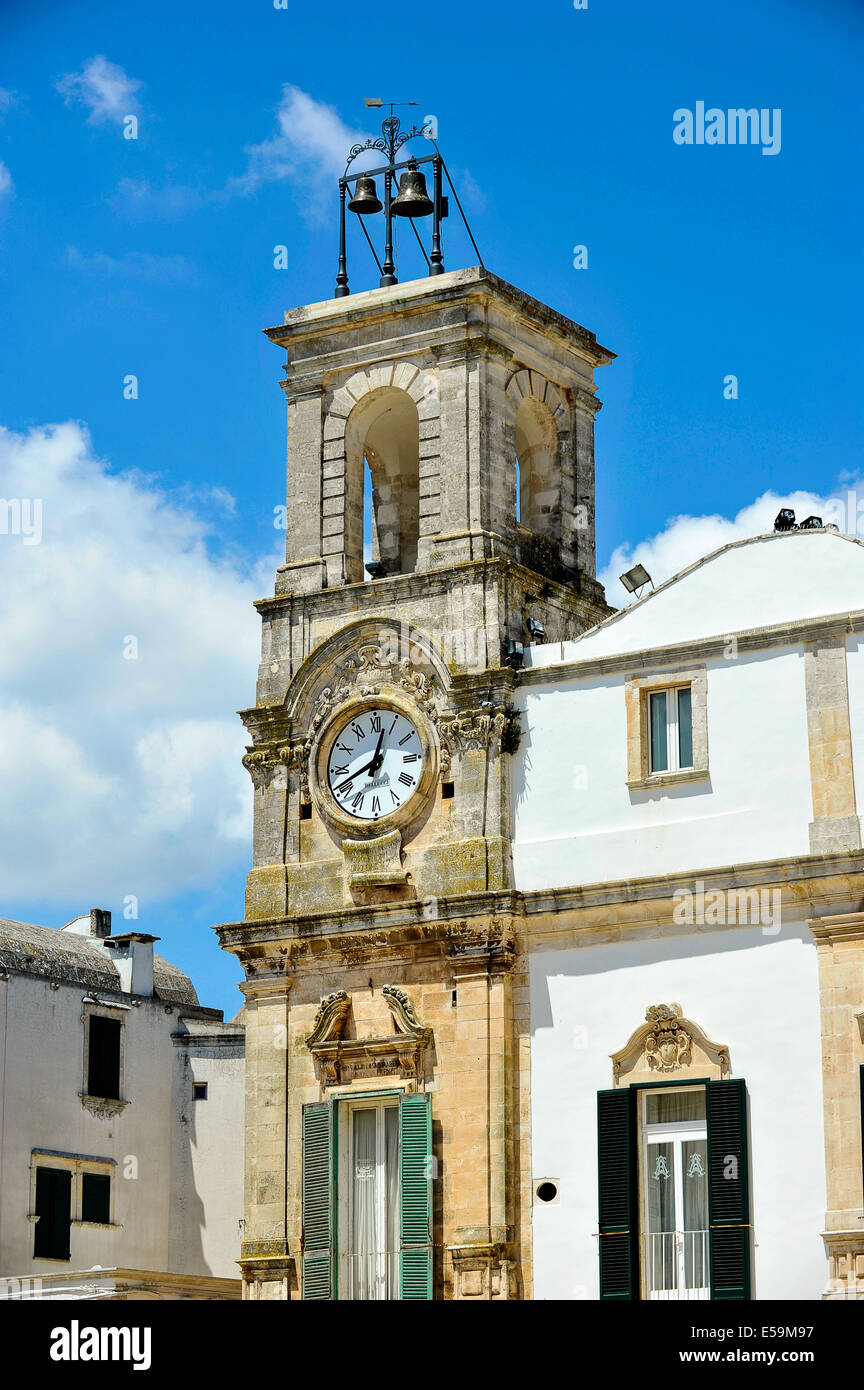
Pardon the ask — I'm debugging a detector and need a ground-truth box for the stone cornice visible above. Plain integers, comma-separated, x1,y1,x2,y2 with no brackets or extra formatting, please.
263,266,615,367
255,554,609,619
808,912,864,944
215,849,864,959
519,609,864,687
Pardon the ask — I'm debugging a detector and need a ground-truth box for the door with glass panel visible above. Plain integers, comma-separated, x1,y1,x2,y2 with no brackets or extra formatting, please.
641,1088,709,1300
340,1102,400,1300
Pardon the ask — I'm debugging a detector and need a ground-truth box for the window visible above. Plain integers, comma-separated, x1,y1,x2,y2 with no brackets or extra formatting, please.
649,686,694,773
81,1172,111,1225
86,1015,121,1100
625,668,708,788
641,1088,708,1299
342,1102,400,1300
193,1082,208,1101
34,1167,72,1260
301,1092,432,1301
597,1079,750,1301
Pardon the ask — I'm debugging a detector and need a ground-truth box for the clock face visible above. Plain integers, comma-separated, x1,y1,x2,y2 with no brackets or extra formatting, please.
326,708,424,821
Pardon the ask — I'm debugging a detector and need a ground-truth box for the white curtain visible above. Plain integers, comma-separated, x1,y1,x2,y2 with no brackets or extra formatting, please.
682,1138,709,1290
645,1088,705,1125
352,1108,378,1299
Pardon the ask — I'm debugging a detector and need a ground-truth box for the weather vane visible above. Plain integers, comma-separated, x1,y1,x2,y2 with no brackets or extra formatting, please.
334,100,482,298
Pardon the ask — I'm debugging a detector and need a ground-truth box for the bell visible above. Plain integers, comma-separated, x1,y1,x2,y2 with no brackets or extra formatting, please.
347,176,382,215
391,167,434,218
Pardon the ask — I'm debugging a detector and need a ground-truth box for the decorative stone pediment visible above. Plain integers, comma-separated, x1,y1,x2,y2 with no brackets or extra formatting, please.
305,985,432,1086
611,1002,730,1087
305,990,351,1046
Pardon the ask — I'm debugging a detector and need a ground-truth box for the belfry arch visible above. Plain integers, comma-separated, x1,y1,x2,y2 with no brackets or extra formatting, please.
346,386,421,577
515,394,560,540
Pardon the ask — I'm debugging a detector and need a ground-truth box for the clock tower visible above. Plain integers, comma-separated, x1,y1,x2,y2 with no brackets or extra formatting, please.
218,265,614,1300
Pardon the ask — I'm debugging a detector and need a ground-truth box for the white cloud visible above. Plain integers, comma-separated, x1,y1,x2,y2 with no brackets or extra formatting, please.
56,55,143,126
0,88,18,120
0,420,279,903
599,483,863,602
65,244,196,285
109,87,372,223
226,85,366,204
0,161,12,199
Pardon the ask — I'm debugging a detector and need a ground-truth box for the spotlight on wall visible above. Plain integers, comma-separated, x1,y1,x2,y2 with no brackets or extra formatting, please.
774,508,797,532
365,561,388,579
504,640,524,670
619,563,653,596
799,515,823,530
526,617,547,642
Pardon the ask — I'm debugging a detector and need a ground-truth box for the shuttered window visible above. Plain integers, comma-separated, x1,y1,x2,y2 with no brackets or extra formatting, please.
301,1101,335,1300
301,1092,434,1300
399,1091,433,1299
706,1078,751,1300
597,1087,639,1299
81,1172,111,1225
598,1079,751,1301
87,1015,121,1100
34,1167,72,1260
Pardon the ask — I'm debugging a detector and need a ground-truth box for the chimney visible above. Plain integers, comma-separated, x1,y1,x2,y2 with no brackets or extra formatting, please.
89,908,112,939
103,933,159,997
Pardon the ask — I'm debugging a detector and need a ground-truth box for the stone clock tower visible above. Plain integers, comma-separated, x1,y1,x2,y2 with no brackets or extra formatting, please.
217,265,614,1300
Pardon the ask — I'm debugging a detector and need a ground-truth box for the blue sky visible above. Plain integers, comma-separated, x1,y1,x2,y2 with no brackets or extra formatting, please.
1,0,862,1015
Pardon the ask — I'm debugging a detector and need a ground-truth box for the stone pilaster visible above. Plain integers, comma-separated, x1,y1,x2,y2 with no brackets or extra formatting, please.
238,972,294,1300
804,638,861,853
809,912,864,1298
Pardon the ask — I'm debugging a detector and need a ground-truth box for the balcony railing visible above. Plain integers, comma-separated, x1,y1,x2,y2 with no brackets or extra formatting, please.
645,1229,709,1300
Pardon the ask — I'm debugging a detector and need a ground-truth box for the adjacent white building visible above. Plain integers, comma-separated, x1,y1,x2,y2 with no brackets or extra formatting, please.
0,909,245,1300
514,528,864,1300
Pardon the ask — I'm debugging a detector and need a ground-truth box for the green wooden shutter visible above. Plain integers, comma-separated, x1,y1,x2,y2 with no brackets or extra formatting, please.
707,1078,751,1300
597,1087,639,1300
399,1091,433,1299
34,1167,72,1260
301,1101,335,1300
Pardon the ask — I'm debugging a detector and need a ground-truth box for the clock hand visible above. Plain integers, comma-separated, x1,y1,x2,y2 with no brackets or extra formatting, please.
368,727,385,774
353,731,386,779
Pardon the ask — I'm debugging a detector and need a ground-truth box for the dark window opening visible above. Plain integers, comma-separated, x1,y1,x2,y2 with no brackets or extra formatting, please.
81,1172,111,1225
536,1181,559,1203
87,1015,121,1100
441,781,455,800
34,1167,72,1260
300,801,312,820
193,1082,208,1101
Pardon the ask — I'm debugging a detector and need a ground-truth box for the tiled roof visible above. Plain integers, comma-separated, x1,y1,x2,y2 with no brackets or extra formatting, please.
0,917,199,1006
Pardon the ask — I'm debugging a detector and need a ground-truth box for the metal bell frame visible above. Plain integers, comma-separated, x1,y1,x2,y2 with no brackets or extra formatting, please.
335,113,483,297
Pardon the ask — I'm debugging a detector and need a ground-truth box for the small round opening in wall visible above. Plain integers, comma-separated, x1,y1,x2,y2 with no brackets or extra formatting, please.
535,1181,558,1203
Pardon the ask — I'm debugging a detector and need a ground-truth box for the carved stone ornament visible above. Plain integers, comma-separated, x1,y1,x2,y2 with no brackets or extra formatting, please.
644,1004,692,1072
305,985,432,1086
241,640,519,792
80,1095,129,1119
305,990,351,1047
610,1002,730,1086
